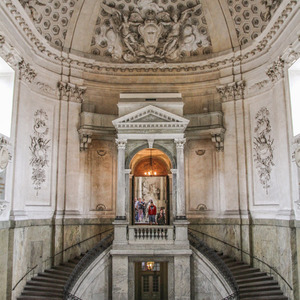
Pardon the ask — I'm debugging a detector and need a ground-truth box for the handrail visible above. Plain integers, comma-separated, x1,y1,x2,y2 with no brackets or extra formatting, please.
12,227,113,292
189,228,293,291
64,232,114,299
188,230,239,300
12,264,37,291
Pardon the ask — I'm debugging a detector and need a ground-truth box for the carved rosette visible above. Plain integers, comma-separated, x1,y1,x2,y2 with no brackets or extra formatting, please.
29,109,51,195
58,81,87,102
217,80,246,102
253,107,274,194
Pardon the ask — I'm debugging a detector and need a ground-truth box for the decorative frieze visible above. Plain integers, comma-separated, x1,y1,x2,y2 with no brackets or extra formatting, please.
217,80,246,102
29,109,51,195
57,81,87,102
253,107,274,194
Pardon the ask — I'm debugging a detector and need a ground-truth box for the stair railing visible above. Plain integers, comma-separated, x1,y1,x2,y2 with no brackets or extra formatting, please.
63,232,114,299
188,230,240,300
189,228,293,292
12,227,113,292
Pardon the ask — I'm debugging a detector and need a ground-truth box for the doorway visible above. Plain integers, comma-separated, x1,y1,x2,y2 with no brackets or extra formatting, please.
130,148,171,225
135,262,168,300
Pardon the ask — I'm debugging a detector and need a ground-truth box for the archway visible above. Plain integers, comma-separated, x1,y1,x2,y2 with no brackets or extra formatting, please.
130,148,172,225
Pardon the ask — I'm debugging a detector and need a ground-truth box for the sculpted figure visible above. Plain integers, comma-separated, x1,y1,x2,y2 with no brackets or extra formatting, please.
162,4,202,58
100,4,140,59
20,0,45,22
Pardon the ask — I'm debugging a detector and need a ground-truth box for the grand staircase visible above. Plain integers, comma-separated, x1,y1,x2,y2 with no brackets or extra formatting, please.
17,254,84,300
217,252,289,300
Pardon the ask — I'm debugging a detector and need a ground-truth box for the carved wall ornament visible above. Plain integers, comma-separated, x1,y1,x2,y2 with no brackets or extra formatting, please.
29,109,50,195
174,138,186,149
0,202,8,216
253,107,274,194
57,81,87,102
96,203,107,211
115,139,127,150
292,135,300,168
211,133,224,152
266,57,285,82
18,59,37,83
80,134,92,151
196,203,207,211
94,1,211,63
261,0,283,21
97,150,107,157
0,137,12,173
195,149,206,156
217,80,246,102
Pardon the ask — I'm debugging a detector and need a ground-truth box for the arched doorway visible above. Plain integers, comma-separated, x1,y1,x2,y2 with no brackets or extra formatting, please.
130,148,171,225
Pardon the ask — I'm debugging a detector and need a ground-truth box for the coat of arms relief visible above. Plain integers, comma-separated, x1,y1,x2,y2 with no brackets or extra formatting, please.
93,0,211,63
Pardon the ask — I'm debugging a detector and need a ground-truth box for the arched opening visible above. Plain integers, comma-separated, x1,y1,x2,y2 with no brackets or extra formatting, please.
130,148,172,225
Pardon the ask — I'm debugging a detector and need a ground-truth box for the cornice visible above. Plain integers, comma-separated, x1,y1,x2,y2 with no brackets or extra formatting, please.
1,0,299,75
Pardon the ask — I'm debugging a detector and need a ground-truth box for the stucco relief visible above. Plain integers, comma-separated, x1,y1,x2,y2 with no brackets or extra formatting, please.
253,107,274,194
29,109,51,195
93,0,211,62
0,137,12,173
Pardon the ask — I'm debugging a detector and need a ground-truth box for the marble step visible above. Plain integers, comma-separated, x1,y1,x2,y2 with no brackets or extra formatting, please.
239,290,285,297
234,271,268,280
17,297,62,300
26,280,65,289
241,296,288,300
30,276,66,285
24,285,63,293
231,267,261,276
20,290,63,298
37,272,69,280
239,285,281,293
44,268,72,276
239,279,279,288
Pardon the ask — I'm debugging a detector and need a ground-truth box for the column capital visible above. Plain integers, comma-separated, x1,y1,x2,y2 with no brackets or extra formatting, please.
174,138,186,149
115,138,127,150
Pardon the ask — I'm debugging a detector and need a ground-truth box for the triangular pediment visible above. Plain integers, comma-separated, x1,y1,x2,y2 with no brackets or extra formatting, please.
112,105,189,133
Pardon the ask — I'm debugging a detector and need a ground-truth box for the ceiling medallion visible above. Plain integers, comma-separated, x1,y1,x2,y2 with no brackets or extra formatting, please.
97,0,210,63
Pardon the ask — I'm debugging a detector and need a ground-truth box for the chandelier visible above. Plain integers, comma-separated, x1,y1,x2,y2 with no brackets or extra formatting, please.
144,148,157,176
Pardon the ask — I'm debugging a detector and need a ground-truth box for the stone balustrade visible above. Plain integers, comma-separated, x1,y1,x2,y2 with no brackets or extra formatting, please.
128,225,174,244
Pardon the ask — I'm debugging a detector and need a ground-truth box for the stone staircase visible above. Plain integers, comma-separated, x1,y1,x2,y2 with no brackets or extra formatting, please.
217,252,289,300
16,254,84,300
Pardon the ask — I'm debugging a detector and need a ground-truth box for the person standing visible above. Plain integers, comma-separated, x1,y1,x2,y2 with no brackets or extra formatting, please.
157,208,165,225
148,200,157,225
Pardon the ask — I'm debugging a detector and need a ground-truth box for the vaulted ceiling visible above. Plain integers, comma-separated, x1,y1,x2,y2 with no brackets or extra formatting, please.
18,0,282,64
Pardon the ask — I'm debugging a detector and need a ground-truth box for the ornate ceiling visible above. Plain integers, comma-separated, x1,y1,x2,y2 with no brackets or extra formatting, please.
18,0,282,64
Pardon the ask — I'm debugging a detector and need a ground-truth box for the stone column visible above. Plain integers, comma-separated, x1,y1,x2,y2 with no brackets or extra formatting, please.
174,138,186,219
115,139,127,220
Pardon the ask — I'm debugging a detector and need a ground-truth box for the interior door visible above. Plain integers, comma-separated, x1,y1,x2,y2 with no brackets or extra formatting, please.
141,274,160,300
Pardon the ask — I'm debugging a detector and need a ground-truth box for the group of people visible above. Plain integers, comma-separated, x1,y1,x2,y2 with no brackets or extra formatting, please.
134,198,165,225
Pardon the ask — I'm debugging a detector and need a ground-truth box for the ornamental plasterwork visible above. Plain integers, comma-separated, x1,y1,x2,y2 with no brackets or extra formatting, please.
228,0,282,46
217,80,246,102
253,107,274,194
2,0,298,73
19,0,79,48
29,109,51,195
0,136,12,173
0,34,57,95
57,81,87,102
112,105,190,132
91,0,211,63
266,57,284,82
